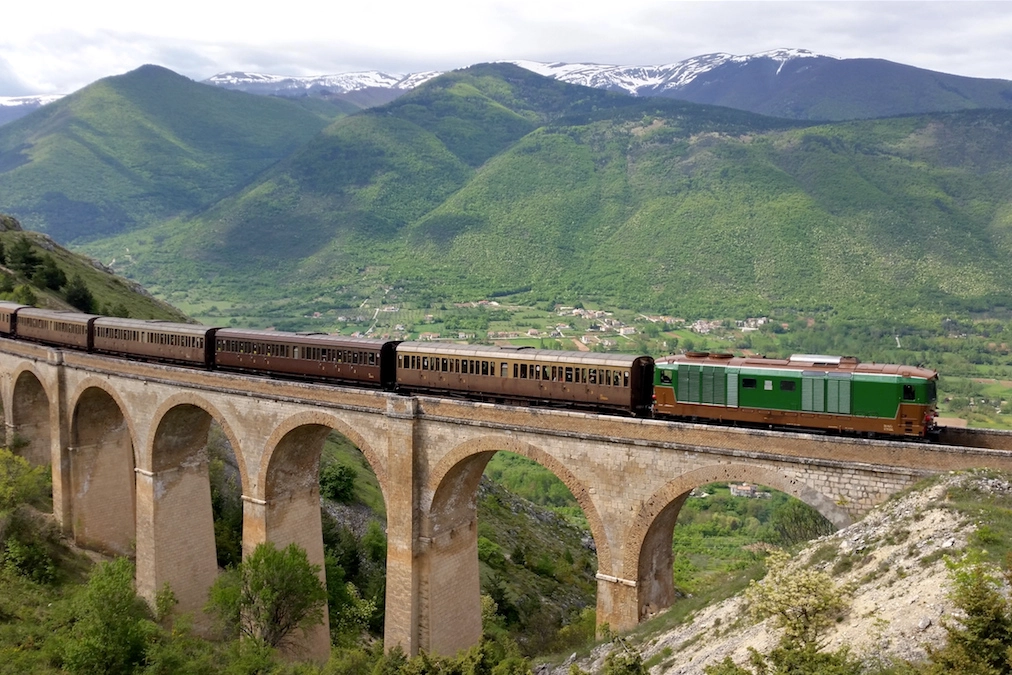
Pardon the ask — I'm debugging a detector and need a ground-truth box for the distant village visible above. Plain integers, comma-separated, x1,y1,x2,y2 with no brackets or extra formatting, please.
311,297,770,347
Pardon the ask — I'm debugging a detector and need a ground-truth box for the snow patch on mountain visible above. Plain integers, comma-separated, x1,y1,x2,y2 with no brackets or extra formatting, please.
203,70,441,94
509,49,833,95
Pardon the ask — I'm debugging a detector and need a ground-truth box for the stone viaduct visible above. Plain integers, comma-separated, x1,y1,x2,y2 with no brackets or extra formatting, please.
4,337,1012,661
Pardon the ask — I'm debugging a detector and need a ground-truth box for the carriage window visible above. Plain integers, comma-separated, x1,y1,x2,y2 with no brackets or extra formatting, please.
590,369,598,384
903,384,916,401
565,367,573,382
742,378,757,389
501,362,508,377
780,380,796,392
543,365,549,380
624,372,629,387
520,364,528,378
482,361,489,376
442,358,448,372
422,357,429,370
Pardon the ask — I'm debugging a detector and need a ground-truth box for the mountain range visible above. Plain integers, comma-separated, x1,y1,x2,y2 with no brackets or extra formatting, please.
197,49,1012,121
3,59,1012,328
4,49,1010,127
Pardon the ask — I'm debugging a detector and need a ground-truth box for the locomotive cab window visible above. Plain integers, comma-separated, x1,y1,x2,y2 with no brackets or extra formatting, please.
780,380,796,392
742,378,757,389
903,384,916,401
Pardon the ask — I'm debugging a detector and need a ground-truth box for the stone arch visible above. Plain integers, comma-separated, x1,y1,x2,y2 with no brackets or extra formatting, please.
134,393,246,631
257,410,385,502
421,434,608,657
10,365,52,466
427,434,610,568
146,393,246,483
624,462,851,624
68,376,139,458
68,383,137,556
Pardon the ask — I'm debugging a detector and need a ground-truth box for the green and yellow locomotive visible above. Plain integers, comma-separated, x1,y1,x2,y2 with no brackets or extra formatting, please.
653,352,938,438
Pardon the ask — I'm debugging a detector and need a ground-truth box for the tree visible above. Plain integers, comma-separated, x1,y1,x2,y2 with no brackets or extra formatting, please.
0,447,50,511
320,462,356,502
65,274,96,312
32,254,67,290
206,541,327,649
5,237,39,277
922,553,1012,674
745,549,850,649
61,558,156,675
705,549,859,675
10,284,36,306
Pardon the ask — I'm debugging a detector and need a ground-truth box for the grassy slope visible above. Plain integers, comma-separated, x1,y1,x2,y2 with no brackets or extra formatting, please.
0,227,189,321
0,65,334,241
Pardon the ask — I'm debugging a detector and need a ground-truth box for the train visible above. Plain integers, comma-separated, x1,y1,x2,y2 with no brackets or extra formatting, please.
0,302,939,438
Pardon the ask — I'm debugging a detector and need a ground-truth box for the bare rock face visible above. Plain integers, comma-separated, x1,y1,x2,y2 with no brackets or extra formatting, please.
553,472,998,674
0,214,23,232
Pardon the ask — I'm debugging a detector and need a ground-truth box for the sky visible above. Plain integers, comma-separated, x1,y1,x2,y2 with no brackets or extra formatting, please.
2,1,1012,96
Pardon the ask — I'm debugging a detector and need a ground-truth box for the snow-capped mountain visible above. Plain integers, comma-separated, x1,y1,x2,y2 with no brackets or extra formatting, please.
202,50,832,101
509,49,831,96
203,70,442,96
0,94,63,126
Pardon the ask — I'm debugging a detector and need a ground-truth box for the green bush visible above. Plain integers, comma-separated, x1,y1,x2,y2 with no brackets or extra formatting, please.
61,558,156,675
206,541,327,649
320,464,357,503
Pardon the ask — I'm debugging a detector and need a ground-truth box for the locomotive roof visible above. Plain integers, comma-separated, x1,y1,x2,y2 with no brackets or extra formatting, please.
397,341,650,367
655,352,937,379
215,328,395,348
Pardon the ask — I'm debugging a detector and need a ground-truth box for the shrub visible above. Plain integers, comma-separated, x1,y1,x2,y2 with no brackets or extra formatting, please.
61,558,156,674
206,541,327,649
320,463,356,503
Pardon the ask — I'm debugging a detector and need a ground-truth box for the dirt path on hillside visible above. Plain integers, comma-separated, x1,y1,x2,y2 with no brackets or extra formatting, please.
571,339,589,351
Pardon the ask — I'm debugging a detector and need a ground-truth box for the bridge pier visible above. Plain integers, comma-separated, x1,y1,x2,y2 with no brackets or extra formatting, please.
256,424,331,663
135,464,218,629
136,404,217,628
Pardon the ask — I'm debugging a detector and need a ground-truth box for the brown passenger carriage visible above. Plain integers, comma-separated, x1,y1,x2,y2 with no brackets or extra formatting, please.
15,308,98,350
396,342,655,416
214,329,399,387
92,317,218,366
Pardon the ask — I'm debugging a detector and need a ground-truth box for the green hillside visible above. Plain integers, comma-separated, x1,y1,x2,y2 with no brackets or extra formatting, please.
0,214,188,320
77,65,1012,325
4,62,1010,325
0,65,335,242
